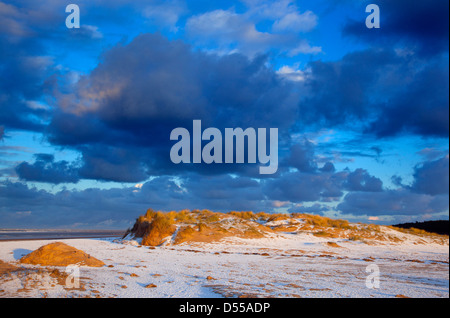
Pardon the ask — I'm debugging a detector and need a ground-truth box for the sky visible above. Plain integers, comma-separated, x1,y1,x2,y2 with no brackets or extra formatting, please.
0,0,448,229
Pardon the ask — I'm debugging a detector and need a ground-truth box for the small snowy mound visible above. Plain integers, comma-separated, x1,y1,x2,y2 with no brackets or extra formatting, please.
20,242,105,267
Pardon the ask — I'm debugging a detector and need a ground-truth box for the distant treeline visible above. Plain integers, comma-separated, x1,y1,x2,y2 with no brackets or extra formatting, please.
392,220,449,236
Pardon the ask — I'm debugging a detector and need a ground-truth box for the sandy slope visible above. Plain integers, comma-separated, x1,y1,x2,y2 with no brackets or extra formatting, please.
0,230,448,298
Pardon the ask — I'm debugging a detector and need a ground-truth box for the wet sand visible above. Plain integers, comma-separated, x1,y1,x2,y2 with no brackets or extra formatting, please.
0,230,125,242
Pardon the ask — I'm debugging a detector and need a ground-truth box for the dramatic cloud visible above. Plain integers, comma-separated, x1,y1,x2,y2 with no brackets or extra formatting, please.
263,170,345,203
411,155,449,196
185,0,320,56
285,140,317,172
0,180,142,228
345,168,383,192
0,0,112,133
2,153,448,228
367,59,449,137
78,145,148,183
272,10,317,33
338,155,449,217
15,153,80,184
1,1,448,228
47,33,299,182
43,35,449,185
287,203,329,215
186,9,275,54
298,48,449,137
343,0,449,57
0,34,54,132
0,175,268,228
338,189,449,217
298,49,399,128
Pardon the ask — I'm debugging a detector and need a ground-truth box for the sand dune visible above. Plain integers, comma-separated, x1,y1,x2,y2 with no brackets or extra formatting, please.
19,242,105,267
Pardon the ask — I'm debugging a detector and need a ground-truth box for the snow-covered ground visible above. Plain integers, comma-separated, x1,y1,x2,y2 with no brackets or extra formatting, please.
0,232,448,298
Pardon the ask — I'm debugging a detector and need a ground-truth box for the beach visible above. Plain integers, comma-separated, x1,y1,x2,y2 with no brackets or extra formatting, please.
0,229,125,242
0,230,448,298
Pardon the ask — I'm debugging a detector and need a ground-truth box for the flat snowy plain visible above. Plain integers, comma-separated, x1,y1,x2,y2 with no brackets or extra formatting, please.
0,229,448,298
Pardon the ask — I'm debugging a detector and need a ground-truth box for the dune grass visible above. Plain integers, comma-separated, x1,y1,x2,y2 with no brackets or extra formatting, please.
126,208,448,246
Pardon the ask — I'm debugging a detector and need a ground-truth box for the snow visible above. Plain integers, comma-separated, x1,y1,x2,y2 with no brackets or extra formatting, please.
0,231,448,298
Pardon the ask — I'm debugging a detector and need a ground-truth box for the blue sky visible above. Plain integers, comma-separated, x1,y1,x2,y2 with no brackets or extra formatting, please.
0,0,448,229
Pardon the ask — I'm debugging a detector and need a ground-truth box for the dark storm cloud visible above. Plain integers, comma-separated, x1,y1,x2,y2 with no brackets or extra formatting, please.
78,145,148,183
285,139,317,172
338,155,449,216
0,175,270,228
0,0,130,134
52,33,297,133
0,169,330,228
367,59,449,137
298,48,399,128
0,1,60,132
263,170,348,203
15,30,448,184
46,37,446,184
186,175,261,200
345,168,383,192
0,39,53,131
343,0,449,57
0,0,108,133
263,165,384,204
287,203,329,215
47,33,299,182
15,153,80,184
2,1,447,226
133,174,272,213
411,155,449,196
319,162,335,173
299,48,449,138
2,156,447,228
338,189,449,217
0,180,143,228
46,112,110,146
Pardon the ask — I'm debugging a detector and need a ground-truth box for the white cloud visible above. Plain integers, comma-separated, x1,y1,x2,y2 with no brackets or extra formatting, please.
143,0,186,32
26,100,50,110
81,25,103,39
288,41,322,56
186,9,274,55
272,10,317,33
185,1,320,57
277,65,306,82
